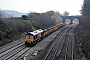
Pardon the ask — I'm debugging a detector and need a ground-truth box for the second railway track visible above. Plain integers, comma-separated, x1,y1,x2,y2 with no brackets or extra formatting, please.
43,25,73,60
56,24,80,60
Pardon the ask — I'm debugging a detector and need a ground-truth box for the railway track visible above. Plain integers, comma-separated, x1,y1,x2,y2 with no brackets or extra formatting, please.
0,42,27,60
56,24,79,60
0,39,24,54
62,24,79,60
66,24,80,60
0,25,68,60
5,47,30,60
43,25,73,60
0,39,31,60
63,25,76,60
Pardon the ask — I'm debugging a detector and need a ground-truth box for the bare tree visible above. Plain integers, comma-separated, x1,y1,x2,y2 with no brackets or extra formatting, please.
0,7,2,19
51,12,63,24
63,11,69,16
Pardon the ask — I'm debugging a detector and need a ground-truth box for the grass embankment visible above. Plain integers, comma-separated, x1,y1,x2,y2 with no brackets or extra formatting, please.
0,19,32,46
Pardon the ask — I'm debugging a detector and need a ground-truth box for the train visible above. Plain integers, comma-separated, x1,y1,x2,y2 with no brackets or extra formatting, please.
24,23,65,46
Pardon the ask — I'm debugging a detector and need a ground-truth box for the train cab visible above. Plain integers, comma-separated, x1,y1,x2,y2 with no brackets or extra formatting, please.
25,32,35,46
25,29,43,46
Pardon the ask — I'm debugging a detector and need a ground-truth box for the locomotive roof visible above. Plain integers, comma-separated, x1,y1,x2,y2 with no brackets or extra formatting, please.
28,29,43,35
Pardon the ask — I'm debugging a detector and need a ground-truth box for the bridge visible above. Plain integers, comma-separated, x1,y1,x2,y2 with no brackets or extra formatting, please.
61,16,81,23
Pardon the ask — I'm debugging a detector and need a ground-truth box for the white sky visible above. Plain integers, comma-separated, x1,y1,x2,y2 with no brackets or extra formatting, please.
0,0,83,15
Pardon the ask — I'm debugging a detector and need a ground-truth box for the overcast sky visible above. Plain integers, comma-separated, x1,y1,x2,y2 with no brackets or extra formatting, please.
0,0,83,15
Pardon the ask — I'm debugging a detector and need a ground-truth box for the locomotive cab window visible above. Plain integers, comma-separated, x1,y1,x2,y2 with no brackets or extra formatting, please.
25,35,29,38
30,36,34,38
